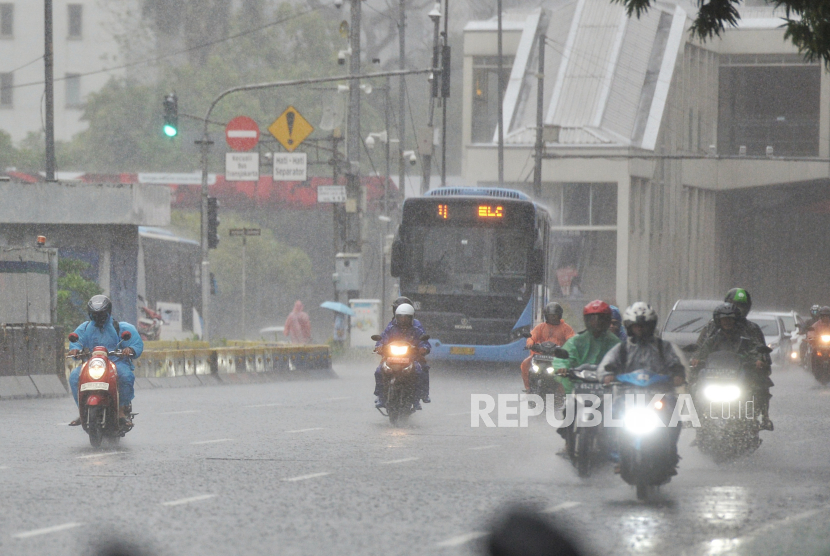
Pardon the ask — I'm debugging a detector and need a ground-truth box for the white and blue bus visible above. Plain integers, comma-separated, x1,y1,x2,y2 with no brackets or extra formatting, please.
390,188,550,363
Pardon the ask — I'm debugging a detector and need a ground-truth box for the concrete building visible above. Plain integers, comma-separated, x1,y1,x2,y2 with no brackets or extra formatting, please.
0,1,123,143
461,0,830,316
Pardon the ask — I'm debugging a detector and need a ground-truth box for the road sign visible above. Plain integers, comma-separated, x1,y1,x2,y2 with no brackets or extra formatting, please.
268,106,313,152
225,116,260,151
229,228,261,237
317,185,347,203
273,152,307,181
225,152,259,181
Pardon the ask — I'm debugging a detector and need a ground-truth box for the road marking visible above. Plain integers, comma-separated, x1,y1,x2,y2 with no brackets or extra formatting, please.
468,445,499,451
543,501,581,513
245,403,283,408
158,410,200,415
446,412,468,416
76,451,123,459
191,439,233,445
160,494,216,507
436,531,487,547
13,522,84,539
380,457,419,465
286,427,324,434
324,396,351,401
0,465,9,470
282,472,331,482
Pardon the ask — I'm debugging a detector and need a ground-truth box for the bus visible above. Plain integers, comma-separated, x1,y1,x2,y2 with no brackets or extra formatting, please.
390,187,550,363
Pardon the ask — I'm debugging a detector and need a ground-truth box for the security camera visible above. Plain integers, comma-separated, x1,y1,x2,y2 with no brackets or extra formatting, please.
338,51,346,65
365,136,375,150
334,0,343,8
406,151,417,165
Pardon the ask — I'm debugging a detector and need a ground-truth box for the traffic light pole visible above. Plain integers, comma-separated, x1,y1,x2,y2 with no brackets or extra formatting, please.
196,67,433,342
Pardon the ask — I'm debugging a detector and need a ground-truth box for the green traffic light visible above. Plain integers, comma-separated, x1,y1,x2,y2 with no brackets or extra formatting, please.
163,124,178,137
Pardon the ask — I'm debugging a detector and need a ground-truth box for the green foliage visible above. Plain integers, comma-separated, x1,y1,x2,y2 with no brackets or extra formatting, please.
57,259,102,331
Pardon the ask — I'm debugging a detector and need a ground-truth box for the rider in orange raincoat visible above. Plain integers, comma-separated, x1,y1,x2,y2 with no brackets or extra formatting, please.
520,302,575,391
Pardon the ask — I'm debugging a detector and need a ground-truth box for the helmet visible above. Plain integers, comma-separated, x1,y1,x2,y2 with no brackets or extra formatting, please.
812,304,821,317
583,300,611,316
819,306,830,317
87,295,112,327
609,305,622,323
543,302,563,322
583,300,612,335
622,302,658,339
724,288,751,318
713,303,740,323
392,296,413,314
395,302,414,328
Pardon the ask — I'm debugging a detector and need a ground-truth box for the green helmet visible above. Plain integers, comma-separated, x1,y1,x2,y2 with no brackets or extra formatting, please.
724,288,751,318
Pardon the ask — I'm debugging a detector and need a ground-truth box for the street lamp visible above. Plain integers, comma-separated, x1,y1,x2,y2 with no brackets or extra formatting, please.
423,2,442,193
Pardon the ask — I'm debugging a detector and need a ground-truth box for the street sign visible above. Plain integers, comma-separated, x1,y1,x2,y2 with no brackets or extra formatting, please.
268,106,314,152
273,152,307,181
229,228,261,237
225,152,259,181
225,116,260,151
317,185,347,203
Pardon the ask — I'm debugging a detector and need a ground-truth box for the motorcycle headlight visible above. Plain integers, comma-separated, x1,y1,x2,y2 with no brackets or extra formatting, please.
703,384,741,403
624,407,662,435
87,358,106,380
791,351,799,360
389,345,409,356
531,363,540,374
546,366,555,375
820,335,830,344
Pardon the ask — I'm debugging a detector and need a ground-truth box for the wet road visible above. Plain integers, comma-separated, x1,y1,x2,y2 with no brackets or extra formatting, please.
1,359,830,555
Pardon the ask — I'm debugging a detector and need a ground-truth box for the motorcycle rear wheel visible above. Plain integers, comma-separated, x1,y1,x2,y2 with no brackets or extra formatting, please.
575,430,593,478
87,407,104,448
636,483,652,501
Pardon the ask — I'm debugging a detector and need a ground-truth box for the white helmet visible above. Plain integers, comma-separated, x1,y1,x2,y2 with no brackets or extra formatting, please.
622,302,658,338
395,303,415,317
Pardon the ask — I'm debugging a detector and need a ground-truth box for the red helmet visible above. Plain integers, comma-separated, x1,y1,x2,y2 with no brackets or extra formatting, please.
583,300,612,316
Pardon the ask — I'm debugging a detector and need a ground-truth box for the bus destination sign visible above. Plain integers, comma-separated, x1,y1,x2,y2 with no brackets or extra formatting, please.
435,203,504,220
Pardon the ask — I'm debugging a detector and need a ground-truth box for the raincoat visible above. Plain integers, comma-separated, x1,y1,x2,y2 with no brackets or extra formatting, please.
284,301,312,344
520,320,576,390
552,330,621,394
598,337,685,382
374,321,431,401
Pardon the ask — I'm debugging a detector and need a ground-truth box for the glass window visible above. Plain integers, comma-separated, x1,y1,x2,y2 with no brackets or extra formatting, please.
471,56,513,143
750,318,780,336
0,73,12,107
0,4,12,37
65,73,81,107
563,183,590,225
68,4,82,38
590,184,617,226
663,310,711,334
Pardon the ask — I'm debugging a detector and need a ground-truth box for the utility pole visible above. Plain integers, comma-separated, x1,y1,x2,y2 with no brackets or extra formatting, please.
533,32,545,199
440,0,449,186
384,77,391,215
347,0,362,255
422,3,441,194
497,0,504,185
398,0,406,199
44,0,55,180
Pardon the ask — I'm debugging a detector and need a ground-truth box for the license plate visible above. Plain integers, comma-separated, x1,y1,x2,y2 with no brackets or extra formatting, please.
450,347,475,355
80,382,109,391
386,357,411,365
574,382,604,394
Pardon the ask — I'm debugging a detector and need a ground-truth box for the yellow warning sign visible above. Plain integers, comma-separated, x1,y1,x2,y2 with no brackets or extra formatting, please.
268,106,314,152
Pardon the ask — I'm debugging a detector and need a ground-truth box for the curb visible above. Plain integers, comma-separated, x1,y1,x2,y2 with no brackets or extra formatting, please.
0,375,67,400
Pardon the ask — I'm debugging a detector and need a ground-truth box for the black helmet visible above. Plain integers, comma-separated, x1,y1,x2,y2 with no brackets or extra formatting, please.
819,306,830,317
713,303,740,324
543,302,563,321
392,296,412,315
724,288,751,318
87,295,112,327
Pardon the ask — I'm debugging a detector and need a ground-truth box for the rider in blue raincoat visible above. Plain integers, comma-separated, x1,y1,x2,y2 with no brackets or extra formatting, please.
68,295,143,426
374,303,430,410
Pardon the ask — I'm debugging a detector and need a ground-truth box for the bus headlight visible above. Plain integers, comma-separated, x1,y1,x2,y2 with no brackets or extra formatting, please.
703,384,741,402
88,358,106,380
624,407,662,435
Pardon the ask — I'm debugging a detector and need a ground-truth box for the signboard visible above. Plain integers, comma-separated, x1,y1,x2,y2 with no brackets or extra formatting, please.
273,152,307,181
225,116,260,151
268,106,313,152
138,172,217,185
349,299,381,348
317,185,347,203
229,228,261,237
225,152,259,181
157,301,183,340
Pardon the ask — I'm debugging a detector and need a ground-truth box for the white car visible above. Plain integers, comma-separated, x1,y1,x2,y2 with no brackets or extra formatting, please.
748,312,791,366
766,311,806,366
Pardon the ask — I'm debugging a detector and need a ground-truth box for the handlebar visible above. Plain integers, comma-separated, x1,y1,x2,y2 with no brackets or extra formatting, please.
66,349,130,360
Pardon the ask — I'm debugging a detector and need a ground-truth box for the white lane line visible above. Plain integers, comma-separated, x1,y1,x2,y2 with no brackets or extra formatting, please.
0,465,9,470
286,427,324,434
380,457,420,465
76,451,123,459
543,501,581,513
468,445,499,451
158,410,200,415
436,531,487,548
324,396,351,401
160,494,216,507
282,472,331,482
13,522,84,539
245,403,283,408
190,438,233,445
446,412,468,416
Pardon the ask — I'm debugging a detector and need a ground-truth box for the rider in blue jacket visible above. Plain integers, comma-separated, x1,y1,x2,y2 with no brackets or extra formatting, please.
376,296,431,403
68,295,144,426
374,303,430,409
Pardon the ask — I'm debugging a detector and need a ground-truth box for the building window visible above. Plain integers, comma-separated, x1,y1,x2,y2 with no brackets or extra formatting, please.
68,4,82,38
0,73,12,107
0,3,13,37
471,56,514,143
65,73,81,107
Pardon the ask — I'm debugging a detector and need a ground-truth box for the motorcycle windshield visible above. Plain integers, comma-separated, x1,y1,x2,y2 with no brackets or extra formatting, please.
616,370,671,387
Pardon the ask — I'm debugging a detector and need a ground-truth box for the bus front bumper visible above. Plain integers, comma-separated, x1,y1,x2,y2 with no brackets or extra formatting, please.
428,337,526,363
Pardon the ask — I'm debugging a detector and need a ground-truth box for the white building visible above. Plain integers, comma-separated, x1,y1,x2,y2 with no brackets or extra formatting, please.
461,0,830,316
0,1,123,143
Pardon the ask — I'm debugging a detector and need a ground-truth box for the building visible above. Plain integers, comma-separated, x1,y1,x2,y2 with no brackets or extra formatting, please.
0,1,123,143
461,0,830,316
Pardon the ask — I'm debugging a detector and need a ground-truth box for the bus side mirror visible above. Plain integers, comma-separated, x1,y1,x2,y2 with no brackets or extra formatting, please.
390,240,404,277
528,248,544,283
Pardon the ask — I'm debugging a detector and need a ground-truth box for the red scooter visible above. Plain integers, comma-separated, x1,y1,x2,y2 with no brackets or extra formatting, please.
137,304,163,341
67,330,136,447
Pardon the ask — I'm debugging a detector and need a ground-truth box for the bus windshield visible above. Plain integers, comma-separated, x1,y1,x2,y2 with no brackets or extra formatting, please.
402,225,530,295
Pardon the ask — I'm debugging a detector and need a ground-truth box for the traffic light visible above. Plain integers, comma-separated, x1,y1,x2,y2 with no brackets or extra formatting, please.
163,93,178,137
207,196,220,249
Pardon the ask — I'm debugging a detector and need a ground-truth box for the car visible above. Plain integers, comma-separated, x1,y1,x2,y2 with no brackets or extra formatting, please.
747,312,790,365
660,299,722,349
766,310,806,366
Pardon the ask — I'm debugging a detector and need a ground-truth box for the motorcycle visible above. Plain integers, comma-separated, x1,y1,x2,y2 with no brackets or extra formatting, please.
693,350,761,463
523,335,570,409
611,370,679,501
67,330,136,447
137,301,163,341
558,364,608,478
371,333,429,426
807,326,830,385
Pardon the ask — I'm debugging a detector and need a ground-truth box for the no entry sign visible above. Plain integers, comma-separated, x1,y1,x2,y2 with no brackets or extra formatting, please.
225,116,260,151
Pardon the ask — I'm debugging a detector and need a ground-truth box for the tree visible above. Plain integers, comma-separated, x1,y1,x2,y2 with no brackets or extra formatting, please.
57,259,103,331
613,0,830,67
